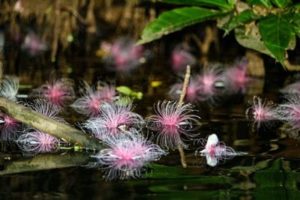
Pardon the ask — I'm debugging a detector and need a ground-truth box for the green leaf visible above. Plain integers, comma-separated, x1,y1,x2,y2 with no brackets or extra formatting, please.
160,0,233,10
222,10,259,34
271,0,291,8
258,14,295,63
246,0,272,7
235,25,274,58
139,7,223,44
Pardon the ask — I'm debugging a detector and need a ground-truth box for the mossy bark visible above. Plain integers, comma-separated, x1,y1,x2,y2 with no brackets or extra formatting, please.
0,97,102,150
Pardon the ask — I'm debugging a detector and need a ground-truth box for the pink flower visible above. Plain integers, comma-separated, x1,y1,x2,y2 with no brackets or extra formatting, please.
171,47,196,72
0,76,19,101
146,101,200,150
16,100,63,153
71,84,117,117
84,102,144,140
102,38,145,73
246,96,278,128
32,79,75,107
223,58,250,93
169,77,201,103
92,130,166,180
0,114,21,141
16,131,59,153
199,134,236,167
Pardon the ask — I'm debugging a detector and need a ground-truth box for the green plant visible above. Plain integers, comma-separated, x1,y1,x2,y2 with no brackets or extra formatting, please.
139,0,300,67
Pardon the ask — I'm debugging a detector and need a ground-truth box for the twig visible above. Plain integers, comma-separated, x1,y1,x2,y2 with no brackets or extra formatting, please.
0,97,102,150
177,65,191,168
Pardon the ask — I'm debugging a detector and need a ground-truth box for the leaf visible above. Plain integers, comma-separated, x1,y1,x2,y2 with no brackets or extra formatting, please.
160,0,233,10
234,25,274,58
138,7,223,44
246,0,273,7
258,14,295,63
222,10,259,34
271,0,291,8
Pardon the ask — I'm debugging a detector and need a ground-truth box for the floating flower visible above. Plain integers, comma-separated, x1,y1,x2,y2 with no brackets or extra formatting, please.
171,47,196,72
0,76,19,101
16,100,62,153
92,130,166,180
246,96,278,128
198,134,236,167
31,78,75,107
71,84,117,117
16,131,59,153
84,102,144,140
146,101,199,150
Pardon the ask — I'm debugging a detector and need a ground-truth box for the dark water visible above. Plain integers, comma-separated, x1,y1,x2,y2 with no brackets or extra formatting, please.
1,72,300,200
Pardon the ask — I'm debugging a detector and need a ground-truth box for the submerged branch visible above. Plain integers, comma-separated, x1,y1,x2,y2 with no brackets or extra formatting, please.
177,65,191,168
0,97,102,150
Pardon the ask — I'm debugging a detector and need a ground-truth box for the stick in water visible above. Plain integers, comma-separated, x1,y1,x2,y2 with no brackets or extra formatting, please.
177,65,191,168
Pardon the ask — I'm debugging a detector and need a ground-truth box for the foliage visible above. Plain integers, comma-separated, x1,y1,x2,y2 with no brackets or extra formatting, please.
139,0,300,67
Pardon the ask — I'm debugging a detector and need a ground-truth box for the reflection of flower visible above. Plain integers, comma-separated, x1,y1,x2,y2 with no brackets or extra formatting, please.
102,38,145,73
22,32,47,56
171,47,196,72
84,102,144,140
147,101,199,150
92,131,166,180
199,134,236,167
223,58,250,93
0,114,21,141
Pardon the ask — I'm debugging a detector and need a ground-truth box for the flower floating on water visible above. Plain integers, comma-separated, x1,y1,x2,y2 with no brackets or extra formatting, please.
246,96,278,128
16,100,62,153
0,76,19,101
32,78,75,107
71,84,118,117
17,131,59,153
198,134,237,167
171,46,196,73
92,130,166,180
146,101,199,150
84,102,144,140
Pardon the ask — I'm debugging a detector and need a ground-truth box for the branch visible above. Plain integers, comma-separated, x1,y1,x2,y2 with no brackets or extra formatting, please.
0,97,102,150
